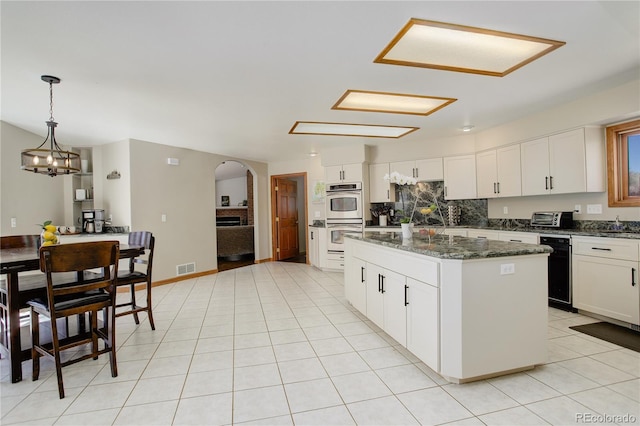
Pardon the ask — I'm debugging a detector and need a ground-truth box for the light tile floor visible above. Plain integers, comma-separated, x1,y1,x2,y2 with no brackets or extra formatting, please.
1,262,639,425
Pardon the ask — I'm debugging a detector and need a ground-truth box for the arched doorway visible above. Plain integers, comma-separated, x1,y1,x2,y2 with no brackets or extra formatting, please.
215,160,256,271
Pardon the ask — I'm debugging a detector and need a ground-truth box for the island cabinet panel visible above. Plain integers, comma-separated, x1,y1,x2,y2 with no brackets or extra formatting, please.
439,256,548,381
406,277,439,370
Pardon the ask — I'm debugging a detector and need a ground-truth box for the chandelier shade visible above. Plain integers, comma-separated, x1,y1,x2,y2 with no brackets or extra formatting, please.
21,75,81,177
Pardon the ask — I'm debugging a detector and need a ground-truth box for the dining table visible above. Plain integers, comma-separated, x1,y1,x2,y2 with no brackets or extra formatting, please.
0,242,145,383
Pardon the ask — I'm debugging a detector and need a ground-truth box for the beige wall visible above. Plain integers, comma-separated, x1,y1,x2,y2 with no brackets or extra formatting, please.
1,122,66,235
0,125,271,281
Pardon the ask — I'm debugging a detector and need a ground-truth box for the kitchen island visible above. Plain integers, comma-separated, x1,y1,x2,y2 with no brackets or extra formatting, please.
344,231,552,383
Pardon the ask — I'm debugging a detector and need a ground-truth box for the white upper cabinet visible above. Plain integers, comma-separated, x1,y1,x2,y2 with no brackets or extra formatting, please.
476,145,522,198
325,163,365,183
521,128,604,196
443,155,477,200
369,163,395,203
390,158,443,182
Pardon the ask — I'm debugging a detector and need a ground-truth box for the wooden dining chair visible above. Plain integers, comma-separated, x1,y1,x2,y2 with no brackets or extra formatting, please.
28,241,120,399
0,235,43,350
115,231,155,330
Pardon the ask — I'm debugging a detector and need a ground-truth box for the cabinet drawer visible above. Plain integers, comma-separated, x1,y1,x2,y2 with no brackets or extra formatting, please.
498,231,539,245
572,237,639,261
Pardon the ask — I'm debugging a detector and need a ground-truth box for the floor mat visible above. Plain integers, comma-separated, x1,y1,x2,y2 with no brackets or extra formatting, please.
570,322,640,352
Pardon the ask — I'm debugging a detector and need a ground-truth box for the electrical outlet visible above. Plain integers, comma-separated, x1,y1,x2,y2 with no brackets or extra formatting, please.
314,211,321,218
574,204,582,214
10,217,16,228
503,206,508,215
586,204,602,214
500,263,515,275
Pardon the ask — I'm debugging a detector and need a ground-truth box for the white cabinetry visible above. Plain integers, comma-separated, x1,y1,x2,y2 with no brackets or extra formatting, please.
443,155,477,200
521,128,604,196
391,158,443,181
572,236,639,325
325,163,365,183
366,264,407,346
476,145,522,198
498,231,539,244
308,226,327,269
406,277,439,369
369,163,395,202
442,228,468,237
345,239,439,362
345,256,367,314
467,229,500,240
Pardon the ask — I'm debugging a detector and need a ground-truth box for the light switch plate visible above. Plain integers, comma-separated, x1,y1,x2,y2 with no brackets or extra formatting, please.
500,263,515,275
161,214,167,222
586,204,602,214
314,211,321,218
10,217,16,228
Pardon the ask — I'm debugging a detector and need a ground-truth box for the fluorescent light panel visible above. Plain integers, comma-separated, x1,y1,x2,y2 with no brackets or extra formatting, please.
289,121,418,138
375,18,565,77
332,90,456,116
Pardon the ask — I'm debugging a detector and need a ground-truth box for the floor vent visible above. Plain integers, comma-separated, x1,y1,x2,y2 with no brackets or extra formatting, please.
176,262,196,276
630,323,640,332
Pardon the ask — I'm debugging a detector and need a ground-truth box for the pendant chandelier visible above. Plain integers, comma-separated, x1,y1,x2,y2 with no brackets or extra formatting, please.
21,75,81,177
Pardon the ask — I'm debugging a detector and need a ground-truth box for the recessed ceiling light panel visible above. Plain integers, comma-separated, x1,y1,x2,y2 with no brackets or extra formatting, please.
375,18,565,77
332,90,456,116
289,121,418,138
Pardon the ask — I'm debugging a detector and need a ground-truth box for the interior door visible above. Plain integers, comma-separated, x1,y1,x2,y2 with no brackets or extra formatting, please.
276,178,299,260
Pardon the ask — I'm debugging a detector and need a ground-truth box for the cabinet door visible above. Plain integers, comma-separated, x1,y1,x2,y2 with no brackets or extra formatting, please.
573,255,639,325
476,150,498,199
369,163,395,202
443,155,477,200
520,137,550,196
390,160,415,179
345,257,367,315
381,268,407,346
325,165,343,182
406,277,439,369
341,163,364,182
496,144,522,197
415,158,443,181
549,129,586,194
366,264,385,329
308,228,319,267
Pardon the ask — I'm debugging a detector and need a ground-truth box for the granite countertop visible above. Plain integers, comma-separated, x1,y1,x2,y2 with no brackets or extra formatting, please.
365,225,640,240
348,231,552,260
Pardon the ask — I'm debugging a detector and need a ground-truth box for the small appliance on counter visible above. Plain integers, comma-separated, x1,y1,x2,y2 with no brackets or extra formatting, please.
530,211,574,228
82,209,105,233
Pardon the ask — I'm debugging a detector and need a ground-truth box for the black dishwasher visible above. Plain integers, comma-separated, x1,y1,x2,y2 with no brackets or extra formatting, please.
540,235,573,311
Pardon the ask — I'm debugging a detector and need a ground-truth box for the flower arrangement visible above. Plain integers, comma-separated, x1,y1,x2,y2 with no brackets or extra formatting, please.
383,171,417,186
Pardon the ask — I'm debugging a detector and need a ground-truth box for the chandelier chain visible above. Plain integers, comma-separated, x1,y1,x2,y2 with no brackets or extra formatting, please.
49,81,54,122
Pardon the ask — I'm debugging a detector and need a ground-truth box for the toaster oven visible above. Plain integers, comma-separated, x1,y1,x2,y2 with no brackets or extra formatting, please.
530,211,574,228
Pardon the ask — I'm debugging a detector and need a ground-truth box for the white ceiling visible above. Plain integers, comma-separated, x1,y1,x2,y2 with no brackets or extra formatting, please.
2,1,639,164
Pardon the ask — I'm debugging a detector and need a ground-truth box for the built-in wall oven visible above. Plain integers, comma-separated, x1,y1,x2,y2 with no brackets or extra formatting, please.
326,182,364,269
326,182,363,221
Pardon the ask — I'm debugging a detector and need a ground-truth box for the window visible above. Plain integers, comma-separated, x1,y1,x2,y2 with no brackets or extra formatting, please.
607,119,640,207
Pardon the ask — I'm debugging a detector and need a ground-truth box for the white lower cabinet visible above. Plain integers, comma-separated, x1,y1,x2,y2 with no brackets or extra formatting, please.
572,236,640,325
345,257,367,315
365,264,406,346
346,241,438,368
406,277,439,369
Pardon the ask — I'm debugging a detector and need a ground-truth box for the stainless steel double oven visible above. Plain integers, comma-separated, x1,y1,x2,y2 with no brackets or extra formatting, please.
326,182,364,265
